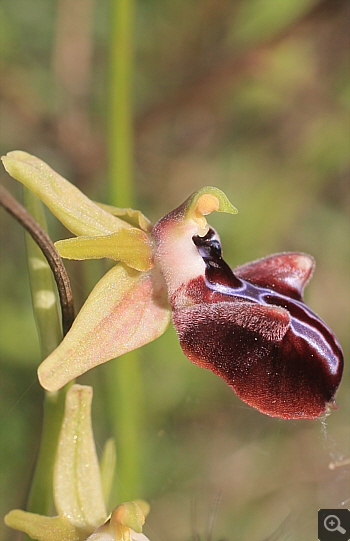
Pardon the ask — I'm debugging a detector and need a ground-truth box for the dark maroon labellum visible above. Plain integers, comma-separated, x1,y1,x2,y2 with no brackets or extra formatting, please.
172,229,344,419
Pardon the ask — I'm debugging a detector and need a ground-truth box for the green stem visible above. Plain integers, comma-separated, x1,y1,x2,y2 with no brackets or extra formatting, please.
108,0,135,207
105,352,142,502
26,389,69,515
107,0,142,502
23,188,71,516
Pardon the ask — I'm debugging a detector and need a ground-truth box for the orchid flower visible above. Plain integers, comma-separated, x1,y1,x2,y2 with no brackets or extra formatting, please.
2,151,343,419
5,384,150,541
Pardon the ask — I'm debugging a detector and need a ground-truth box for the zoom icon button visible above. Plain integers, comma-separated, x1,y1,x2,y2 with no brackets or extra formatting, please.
319,509,350,540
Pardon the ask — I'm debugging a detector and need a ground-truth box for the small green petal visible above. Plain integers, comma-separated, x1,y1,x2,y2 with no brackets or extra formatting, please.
38,264,171,392
96,203,153,232
111,502,145,533
1,151,131,236
54,385,107,529
185,186,238,228
4,509,92,541
55,229,154,272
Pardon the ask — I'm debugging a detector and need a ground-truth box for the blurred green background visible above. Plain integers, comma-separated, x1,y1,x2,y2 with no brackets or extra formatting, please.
0,0,349,540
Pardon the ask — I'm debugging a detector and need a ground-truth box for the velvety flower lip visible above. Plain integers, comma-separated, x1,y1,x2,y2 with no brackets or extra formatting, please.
153,215,344,420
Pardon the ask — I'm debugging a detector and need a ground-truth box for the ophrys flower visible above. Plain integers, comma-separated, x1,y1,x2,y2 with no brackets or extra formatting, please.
2,151,344,419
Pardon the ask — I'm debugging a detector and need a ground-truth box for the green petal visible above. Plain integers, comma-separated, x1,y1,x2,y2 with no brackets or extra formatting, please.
38,264,171,392
55,229,154,272
4,510,92,541
111,502,145,533
1,151,131,236
185,186,238,228
53,385,106,529
96,203,153,232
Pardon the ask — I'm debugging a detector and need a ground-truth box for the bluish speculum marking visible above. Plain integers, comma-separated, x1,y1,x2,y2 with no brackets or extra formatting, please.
193,229,342,378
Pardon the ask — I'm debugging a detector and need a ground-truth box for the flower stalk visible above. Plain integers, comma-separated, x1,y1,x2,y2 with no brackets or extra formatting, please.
107,0,141,502
108,0,135,207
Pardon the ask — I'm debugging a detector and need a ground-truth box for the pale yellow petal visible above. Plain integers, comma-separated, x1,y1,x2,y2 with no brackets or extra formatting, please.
4,509,93,541
53,385,107,529
96,203,153,232
55,229,154,272
38,265,171,392
1,151,131,236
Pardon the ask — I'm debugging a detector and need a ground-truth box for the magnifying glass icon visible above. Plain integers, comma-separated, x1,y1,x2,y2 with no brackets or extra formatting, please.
324,514,346,534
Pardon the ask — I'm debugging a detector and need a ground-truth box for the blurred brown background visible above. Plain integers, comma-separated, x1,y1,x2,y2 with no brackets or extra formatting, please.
1,1,349,540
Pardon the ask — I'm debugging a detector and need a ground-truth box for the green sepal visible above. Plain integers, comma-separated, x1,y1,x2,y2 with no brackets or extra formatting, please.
4,510,93,541
38,265,171,392
53,385,107,528
1,151,131,236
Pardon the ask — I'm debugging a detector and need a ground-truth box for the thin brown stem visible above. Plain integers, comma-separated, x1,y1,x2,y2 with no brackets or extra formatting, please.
0,184,74,335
